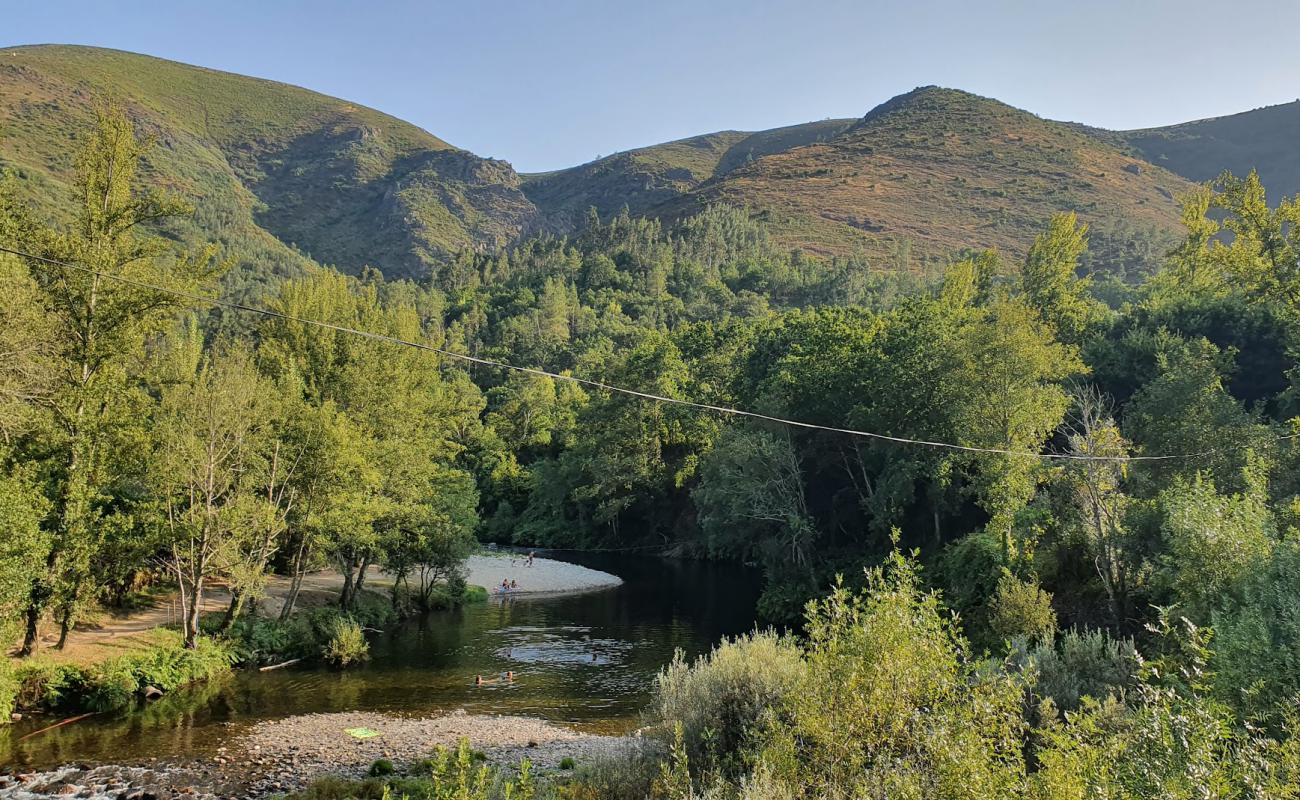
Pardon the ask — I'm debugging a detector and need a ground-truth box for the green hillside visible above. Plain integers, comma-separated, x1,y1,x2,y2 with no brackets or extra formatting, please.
521,119,854,230
1121,99,1300,202
0,44,539,290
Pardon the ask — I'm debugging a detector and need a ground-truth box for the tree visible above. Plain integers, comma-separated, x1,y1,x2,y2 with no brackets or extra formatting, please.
1064,386,1135,623
1020,212,1108,343
1156,469,1275,622
955,297,1083,562
152,347,276,648
14,104,219,654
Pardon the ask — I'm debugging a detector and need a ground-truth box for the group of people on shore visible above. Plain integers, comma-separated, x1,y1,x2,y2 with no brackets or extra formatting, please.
496,551,537,595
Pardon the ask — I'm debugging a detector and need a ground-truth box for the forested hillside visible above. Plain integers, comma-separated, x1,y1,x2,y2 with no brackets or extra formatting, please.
520,119,855,229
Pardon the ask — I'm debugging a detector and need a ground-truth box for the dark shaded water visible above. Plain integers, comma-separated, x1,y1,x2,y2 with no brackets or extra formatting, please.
1,553,761,770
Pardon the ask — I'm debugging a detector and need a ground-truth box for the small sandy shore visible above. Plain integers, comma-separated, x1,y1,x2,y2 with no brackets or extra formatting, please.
465,553,623,596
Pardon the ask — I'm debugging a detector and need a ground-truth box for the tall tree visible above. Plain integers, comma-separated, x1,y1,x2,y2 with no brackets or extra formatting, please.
13,104,218,654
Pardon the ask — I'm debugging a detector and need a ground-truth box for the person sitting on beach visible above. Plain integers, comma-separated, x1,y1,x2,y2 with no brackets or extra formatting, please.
509,579,518,590
500,578,510,593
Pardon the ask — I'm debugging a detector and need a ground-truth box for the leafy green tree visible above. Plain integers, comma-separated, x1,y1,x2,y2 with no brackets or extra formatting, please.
152,347,278,647
1156,469,1275,621
13,104,219,654
1020,212,1109,344
955,297,1083,562
1124,337,1273,493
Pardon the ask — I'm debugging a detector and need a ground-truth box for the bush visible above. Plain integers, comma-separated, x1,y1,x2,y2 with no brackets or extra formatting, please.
562,741,663,800
0,658,17,721
989,572,1057,645
1015,628,1139,712
9,631,236,713
294,739,536,800
368,758,395,777
322,616,369,667
559,756,576,770
654,631,804,780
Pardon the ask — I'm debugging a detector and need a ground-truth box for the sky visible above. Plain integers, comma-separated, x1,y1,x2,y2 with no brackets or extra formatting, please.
3,0,1299,173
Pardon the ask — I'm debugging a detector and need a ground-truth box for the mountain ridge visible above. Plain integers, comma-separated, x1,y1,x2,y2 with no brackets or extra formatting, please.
1,44,1294,285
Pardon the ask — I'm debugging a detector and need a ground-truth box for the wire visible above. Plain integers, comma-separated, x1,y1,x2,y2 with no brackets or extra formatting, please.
3,244,1287,463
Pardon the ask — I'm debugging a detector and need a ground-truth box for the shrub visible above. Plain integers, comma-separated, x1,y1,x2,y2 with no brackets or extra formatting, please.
563,741,663,800
0,658,17,721
294,740,535,800
322,617,369,667
989,571,1057,645
559,756,576,770
8,631,236,713
756,552,1028,798
1016,628,1139,712
653,631,804,779
368,758,395,777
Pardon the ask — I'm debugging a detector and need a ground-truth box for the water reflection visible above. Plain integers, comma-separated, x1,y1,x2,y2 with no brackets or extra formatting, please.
2,553,760,769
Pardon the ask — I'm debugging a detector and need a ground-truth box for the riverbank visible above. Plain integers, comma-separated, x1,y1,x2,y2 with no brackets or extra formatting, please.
0,711,642,799
9,553,621,666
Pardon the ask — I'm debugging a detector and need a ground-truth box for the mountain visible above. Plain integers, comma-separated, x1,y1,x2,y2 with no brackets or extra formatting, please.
2,46,1288,284
1119,99,1300,203
520,119,855,230
618,87,1197,270
0,44,540,290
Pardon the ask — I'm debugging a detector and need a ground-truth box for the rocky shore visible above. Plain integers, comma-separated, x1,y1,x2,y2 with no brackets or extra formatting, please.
0,711,641,799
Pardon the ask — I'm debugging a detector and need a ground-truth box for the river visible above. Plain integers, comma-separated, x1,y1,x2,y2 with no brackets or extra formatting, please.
1,552,761,770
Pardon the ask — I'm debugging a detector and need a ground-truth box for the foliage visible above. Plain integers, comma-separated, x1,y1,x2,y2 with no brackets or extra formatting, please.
321,616,370,667
989,572,1058,645
10,630,236,713
653,632,805,780
291,740,537,800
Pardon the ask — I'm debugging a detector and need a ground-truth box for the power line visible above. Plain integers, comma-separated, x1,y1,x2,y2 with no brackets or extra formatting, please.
2,244,1283,463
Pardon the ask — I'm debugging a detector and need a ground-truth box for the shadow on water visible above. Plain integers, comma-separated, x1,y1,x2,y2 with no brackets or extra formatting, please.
2,553,761,770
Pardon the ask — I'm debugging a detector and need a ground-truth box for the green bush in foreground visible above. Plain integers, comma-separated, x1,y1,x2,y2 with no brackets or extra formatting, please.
653,631,803,780
630,552,1300,800
292,739,536,800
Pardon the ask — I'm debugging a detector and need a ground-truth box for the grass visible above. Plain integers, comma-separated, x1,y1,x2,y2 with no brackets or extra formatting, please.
2,629,236,716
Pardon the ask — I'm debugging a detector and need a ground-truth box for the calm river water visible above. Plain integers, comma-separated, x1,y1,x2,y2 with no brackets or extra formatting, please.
1,552,761,769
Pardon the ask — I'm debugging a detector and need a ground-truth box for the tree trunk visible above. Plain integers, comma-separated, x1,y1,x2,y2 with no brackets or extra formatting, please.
18,587,44,657
55,607,73,650
355,557,371,599
339,561,357,610
280,537,309,621
184,579,203,649
219,590,245,633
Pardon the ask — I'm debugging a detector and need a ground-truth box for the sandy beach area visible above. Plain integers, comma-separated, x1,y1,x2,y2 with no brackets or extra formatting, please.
465,553,623,596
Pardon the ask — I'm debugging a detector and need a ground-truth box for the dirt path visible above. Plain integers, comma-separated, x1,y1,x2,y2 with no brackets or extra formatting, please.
16,554,621,663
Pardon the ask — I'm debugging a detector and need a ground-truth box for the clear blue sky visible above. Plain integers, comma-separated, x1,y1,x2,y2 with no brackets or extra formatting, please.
4,0,1298,172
